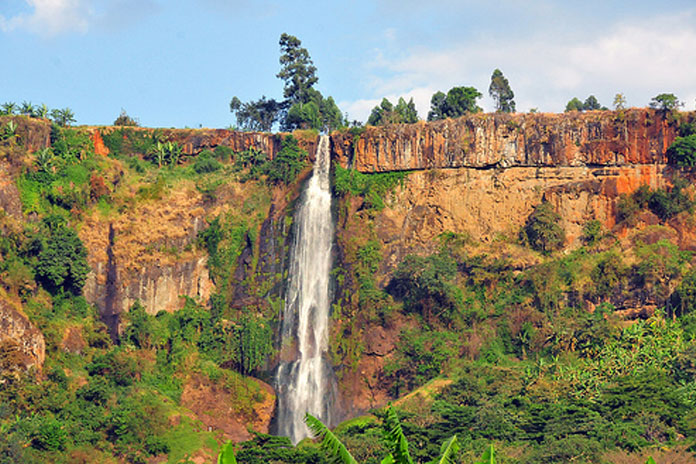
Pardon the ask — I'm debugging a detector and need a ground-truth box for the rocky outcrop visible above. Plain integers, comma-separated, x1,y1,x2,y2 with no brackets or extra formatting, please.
81,188,214,335
371,164,672,257
331,110,684,172
91,127,319,160
0,298,45,373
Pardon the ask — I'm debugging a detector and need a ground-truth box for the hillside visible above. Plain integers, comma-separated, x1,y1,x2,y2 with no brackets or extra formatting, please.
1,110,695,463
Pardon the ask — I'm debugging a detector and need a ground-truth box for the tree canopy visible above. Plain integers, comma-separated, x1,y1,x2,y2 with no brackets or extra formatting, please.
427,86,482,121
277,32,318,106
367,97,419,126
489,69,515,113
230,33,344,133
650,93,682,112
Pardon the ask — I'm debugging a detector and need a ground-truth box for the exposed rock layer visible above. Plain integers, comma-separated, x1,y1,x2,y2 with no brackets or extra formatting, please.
331,110,681,172
0,298,45,372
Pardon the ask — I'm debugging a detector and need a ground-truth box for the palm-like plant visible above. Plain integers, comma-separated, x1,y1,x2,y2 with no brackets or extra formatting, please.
305,413,358,464
2,121,17,140
20,101,34,116
306,407,461,464
50,107,76,127
35,103,49,119
35,147,55,172
1,102,17,115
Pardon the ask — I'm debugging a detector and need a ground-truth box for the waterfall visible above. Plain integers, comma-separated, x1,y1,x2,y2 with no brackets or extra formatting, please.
275,135,336,444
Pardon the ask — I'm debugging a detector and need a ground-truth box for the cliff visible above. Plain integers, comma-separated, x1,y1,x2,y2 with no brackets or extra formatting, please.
331,109,681,172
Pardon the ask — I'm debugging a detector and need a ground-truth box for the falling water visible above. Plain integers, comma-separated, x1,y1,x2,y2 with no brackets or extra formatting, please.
275,135,336,444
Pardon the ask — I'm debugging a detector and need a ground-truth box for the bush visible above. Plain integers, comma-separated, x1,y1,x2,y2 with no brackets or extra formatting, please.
521,201,565,253
33,217,90,295
668,134,696,167
266,135,306,185
582,219,603,245
193,150,222,174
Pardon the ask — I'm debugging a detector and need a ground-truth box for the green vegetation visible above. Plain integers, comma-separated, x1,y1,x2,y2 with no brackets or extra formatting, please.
616,179,693,223
333,165,407,211
565,95,607,112
367,97,419,126
428,87,482,121
113,109,139,126
520,201,566,252
488,69,515,113
231,33,345,133
650,93,682,112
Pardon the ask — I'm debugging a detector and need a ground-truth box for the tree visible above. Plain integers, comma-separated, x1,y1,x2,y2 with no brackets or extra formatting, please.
521,201,566,253
114,109,139,126
50,108,76,127
613,93,627,110
231,33,344,132
489,69,515,113
33,216,90,294
583,95,601,111
565,97,584,112
230,95,282,132
367,97,419,126
667,135,696,167
277,33,318,105
428,86,482,121
650,93,682,112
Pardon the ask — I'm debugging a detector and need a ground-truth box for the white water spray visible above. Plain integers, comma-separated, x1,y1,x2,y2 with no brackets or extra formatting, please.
276,135,336,444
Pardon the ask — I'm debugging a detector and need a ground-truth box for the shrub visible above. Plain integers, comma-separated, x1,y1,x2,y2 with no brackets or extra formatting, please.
33,217,90,295
667,134,696,167
193,150,222,174
582,219,603,245
266,135,306,185
521,201,565,253
113,109,139,127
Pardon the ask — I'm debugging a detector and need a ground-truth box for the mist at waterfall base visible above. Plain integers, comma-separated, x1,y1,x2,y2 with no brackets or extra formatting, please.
275,135,338,444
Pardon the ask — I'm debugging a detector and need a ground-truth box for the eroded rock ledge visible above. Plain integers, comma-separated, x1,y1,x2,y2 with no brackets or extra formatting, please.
330,109,684,172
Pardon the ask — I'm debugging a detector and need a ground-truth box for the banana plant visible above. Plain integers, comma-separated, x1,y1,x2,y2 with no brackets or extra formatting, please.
20,101,34,116
217,440,238,464
474,444,496,464
1,102,17,115
35,103,49,119
305,413,358,464
306,406,461,464
35,147,55,172
3,120,17,140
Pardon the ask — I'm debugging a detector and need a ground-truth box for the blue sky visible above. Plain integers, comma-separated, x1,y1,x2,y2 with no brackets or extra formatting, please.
2,0,695,128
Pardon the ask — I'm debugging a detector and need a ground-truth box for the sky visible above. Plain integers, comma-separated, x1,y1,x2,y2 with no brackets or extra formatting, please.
2,0,696,128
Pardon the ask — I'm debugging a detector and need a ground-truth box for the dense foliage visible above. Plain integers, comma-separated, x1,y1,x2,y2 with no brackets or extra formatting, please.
488,69,515,113
427,86,482,121
367,97,419,126
230,33,345,133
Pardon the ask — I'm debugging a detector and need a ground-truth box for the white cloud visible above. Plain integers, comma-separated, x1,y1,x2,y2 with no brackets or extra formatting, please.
342,10,696,120
0,0,92,36
0,0,159,36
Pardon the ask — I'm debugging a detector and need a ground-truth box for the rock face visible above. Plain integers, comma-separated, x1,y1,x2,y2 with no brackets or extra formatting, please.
331,110,680,172
91,127,318,161
81,188,214,336
0,298,45,373
373,164,671,255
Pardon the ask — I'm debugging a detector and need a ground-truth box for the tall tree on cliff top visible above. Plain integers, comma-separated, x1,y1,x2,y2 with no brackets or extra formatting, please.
277,33,319,106
489,69,515,113
230,33,344,133
427,86,482,121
